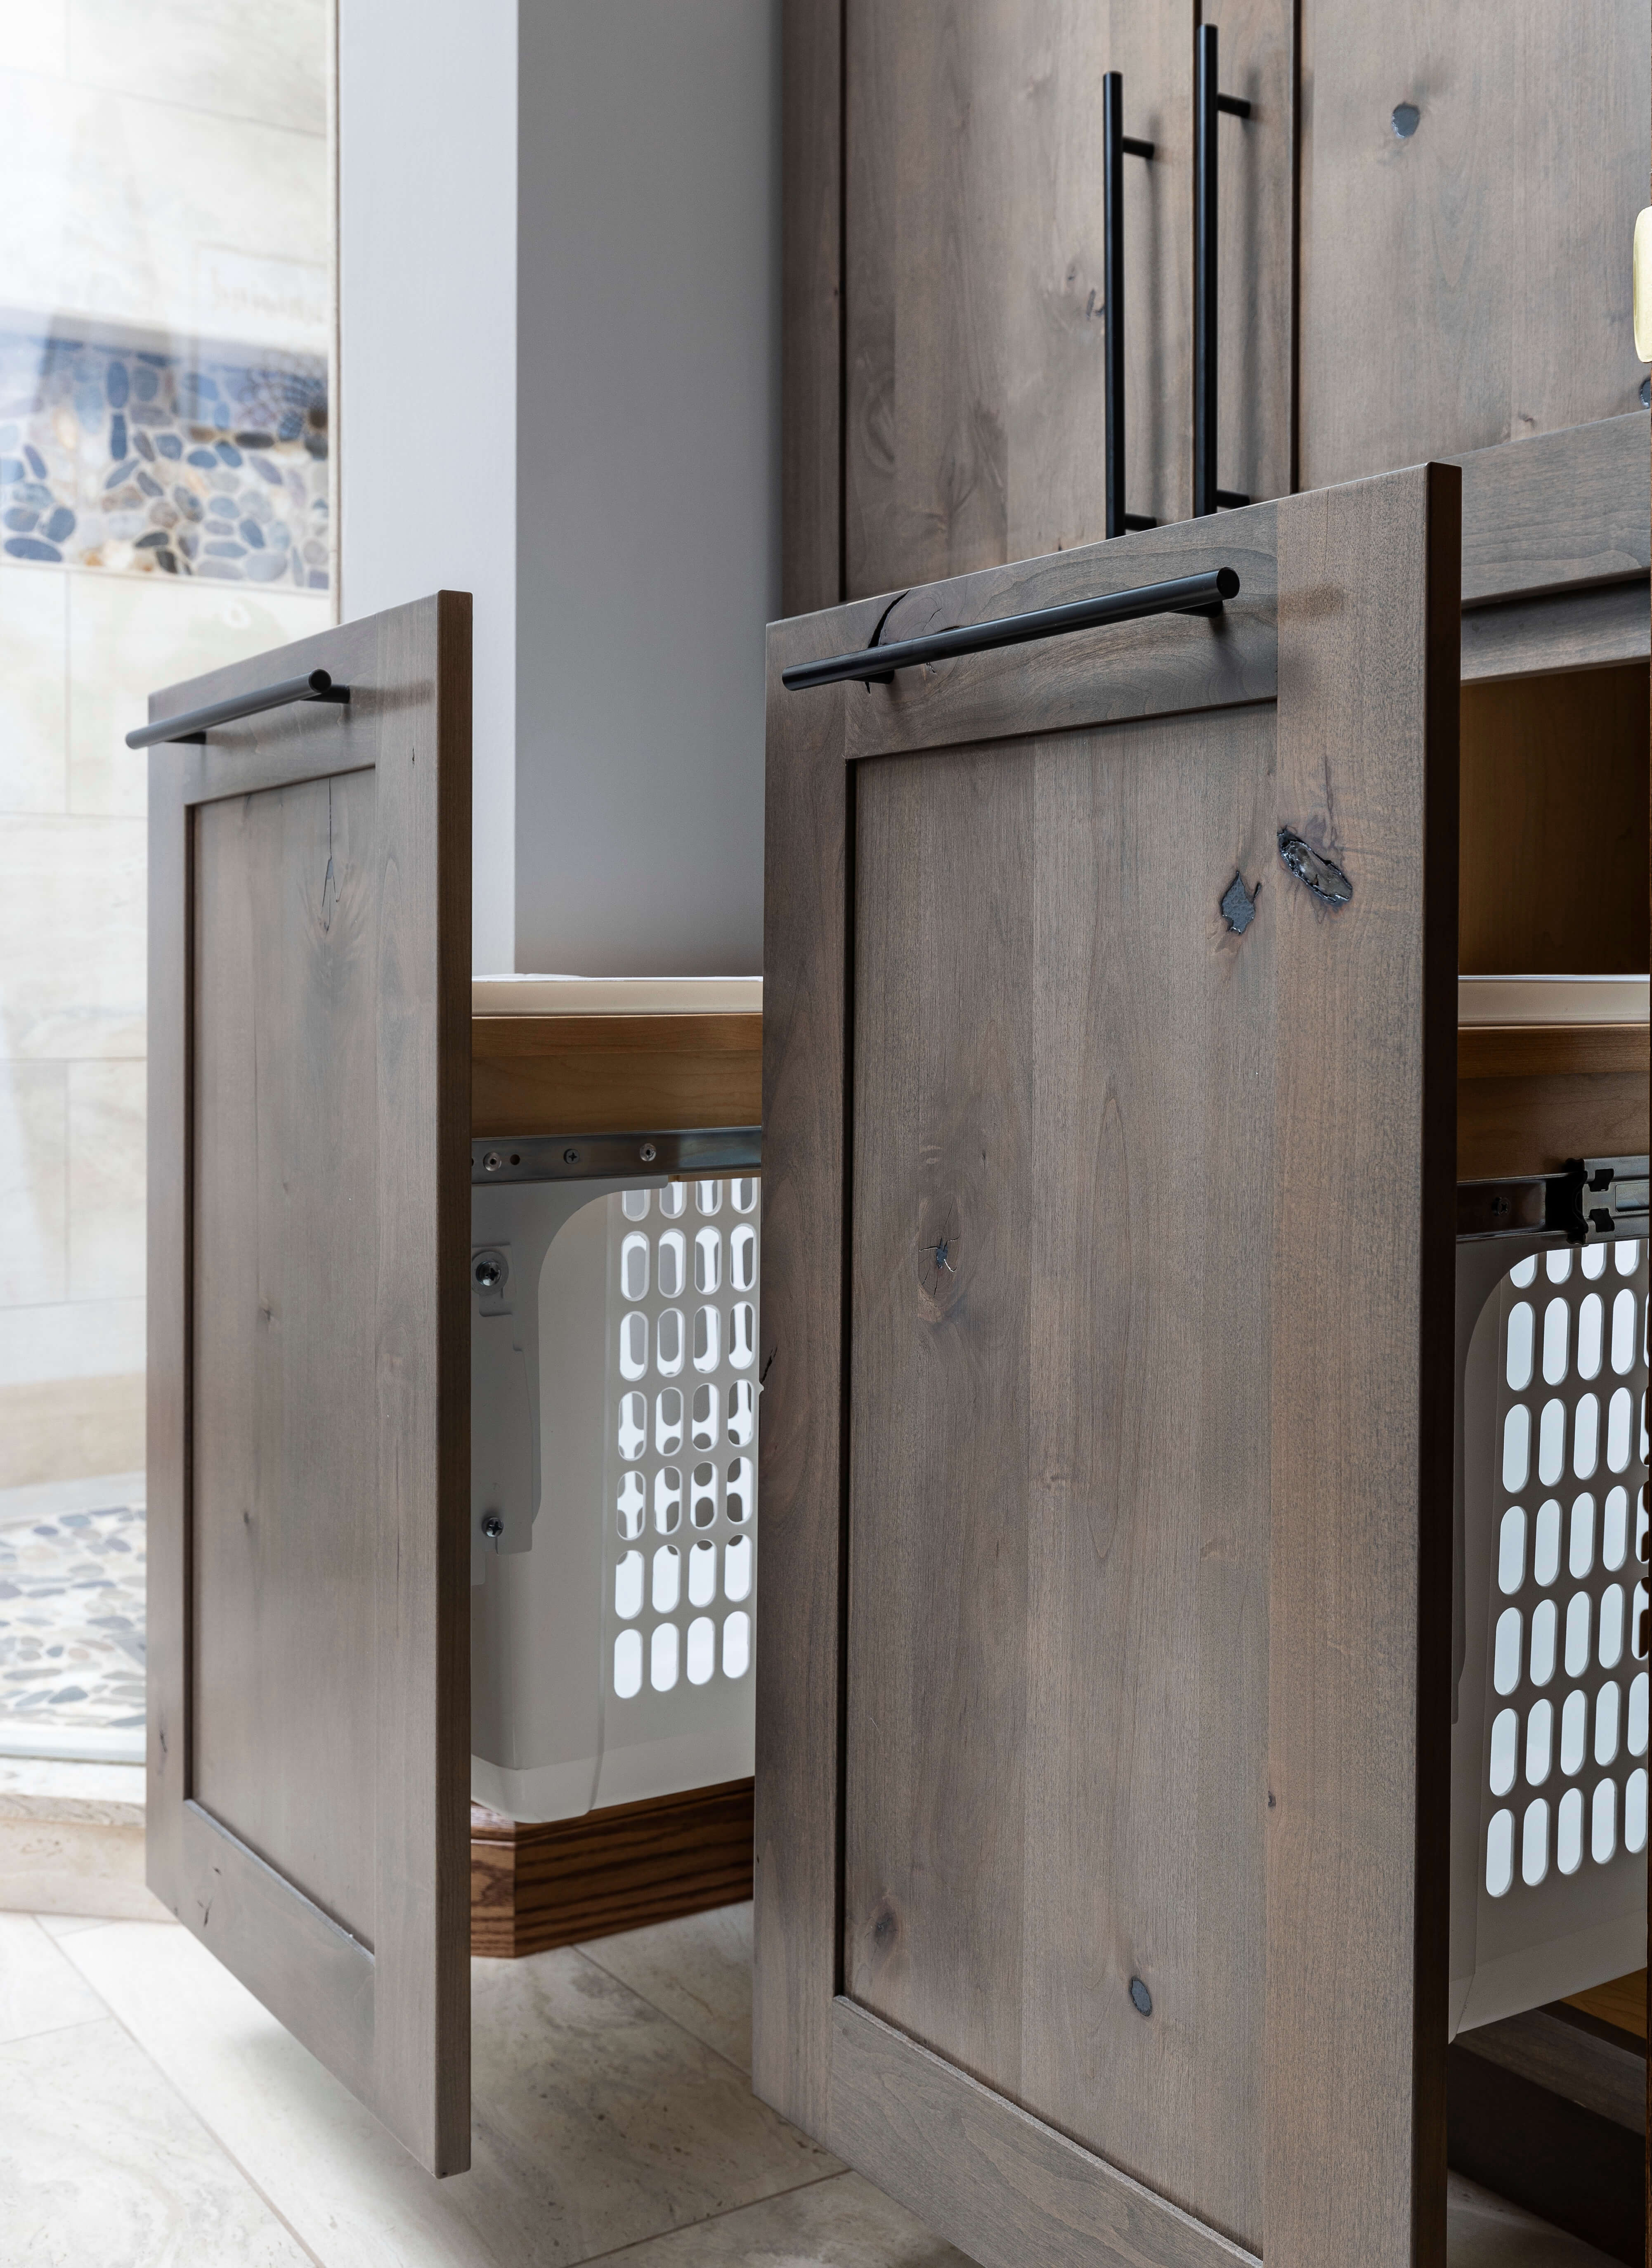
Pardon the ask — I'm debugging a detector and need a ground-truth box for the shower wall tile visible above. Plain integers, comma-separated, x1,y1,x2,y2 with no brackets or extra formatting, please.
0,1296,142,1391
0,568,67,812
0,814,144,1061
68,0,326,137
0,1063,67,1305
0,0,68,79
69,572,329,816
67,1061,143,1302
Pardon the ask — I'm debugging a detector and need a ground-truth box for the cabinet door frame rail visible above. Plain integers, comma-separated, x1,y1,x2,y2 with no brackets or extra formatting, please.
756,468,1463,2268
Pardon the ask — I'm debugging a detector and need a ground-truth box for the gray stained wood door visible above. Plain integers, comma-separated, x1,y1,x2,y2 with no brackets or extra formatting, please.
146,594,473,2177
756,468,1461,2267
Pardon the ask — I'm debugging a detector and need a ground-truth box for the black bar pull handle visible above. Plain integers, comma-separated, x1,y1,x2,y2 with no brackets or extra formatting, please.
1194,24,1253,519
1102,72,1157,540
126,667,350,750
781,567,1238,693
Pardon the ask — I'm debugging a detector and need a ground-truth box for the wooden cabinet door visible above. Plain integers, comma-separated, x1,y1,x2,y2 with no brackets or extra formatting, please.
757,469,1461,2267
1298,1,1650,490
146,594,473,2176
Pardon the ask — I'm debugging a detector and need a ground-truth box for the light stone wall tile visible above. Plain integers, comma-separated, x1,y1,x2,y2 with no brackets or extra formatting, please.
67,1057,143,1298
68,0,326,137
0,74,329,354
0,1060,67,1303
0,0,68,78
0,566,68,813
0,1464,143,1524
579,1899,754,2073
0,812,144,1059
68,570,330,817
0,2015,314,2263
0,1909,105,2041
0,1296,142,1385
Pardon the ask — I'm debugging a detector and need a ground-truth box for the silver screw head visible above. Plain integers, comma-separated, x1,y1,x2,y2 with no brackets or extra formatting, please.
473,1251,504,1289
640,1142,657,1164
481,1514,503,1540
483,1149,504,1173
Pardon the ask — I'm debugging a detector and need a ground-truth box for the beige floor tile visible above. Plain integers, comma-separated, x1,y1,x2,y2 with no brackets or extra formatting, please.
0,2014,314,2265
1446,2171,1620,2266
0,1909,104,2041
0,1809,168,1918
589,2171,971,2268
578,1901,753,2073
34,1909,115,1937
67,1920,840,2268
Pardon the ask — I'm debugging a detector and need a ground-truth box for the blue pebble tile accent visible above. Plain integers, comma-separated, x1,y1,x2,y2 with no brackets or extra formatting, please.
156,433,182,459
239,518,265,547
307,569,329,589
214,440,243,467
244,551,288,582
5,537,61,561
105,361,129,408
15,481,53,508
249,455,283,485
185,447,217,470
3,507,37,532
133,429,155,461
43,506,74,542
131,364,158,401
172,488,202,520
23,445,46,479
134,530,168,548
0,456,22,483
109,411,127,459
203,539,246,558
136,470,161,498
0,424,16,450
177,531,199,560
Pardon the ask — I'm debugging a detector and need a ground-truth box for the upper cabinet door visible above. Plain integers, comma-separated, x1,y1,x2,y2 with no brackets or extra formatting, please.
1299,0,1651,488
757,470,1461,2268
821,0,1290,603
146,594,473,2177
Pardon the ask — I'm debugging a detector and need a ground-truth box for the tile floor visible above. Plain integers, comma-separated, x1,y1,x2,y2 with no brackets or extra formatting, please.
0,1895,1622,2268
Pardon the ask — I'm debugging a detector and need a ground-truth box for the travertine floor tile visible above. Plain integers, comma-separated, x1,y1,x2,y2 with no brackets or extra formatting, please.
68,1918,840,2268
578,1901,753,2073
0,2014,314,2265
587,2170,972,2268
0,1908,104,2042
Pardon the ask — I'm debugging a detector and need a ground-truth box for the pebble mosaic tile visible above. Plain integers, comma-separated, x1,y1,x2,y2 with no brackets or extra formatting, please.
0,330,329,589
0,1500,146,1734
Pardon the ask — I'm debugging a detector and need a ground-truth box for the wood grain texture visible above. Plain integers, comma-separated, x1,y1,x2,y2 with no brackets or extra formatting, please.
782,0,843,618
837,512,1277,763
147,594,471,2177
471,1013,762,1138
1568,1970,1649,2043
1456,416,1652,607
1201,0,1295,507
469,1781,753,1958
1298,7,1650,490
753,608,851,2140
1458,1026,1651,1083
825,2000,1260,2268
1266,466,1459,2268
1460,582,1651,686
1456,1073,1650,1181
1460,664,1649,975
844,2,1194,601
761,482,1459,2263
845,702,1275,2246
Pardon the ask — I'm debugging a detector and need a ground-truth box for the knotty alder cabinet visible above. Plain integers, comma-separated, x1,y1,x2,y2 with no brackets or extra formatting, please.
785,0,1649,609
756,445,1649,2266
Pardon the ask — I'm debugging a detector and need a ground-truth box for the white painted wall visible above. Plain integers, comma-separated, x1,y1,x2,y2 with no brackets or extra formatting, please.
513,2,779,977
337,0,519,972
339,0,778,977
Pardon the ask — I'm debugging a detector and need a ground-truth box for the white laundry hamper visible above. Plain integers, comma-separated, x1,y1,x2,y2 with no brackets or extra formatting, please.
1451,1172,1649,2036
466,978,761,1826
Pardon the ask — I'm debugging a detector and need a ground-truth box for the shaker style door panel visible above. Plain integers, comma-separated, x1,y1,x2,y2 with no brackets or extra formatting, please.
757,469,1461,2268
1299,0,1651,489
147,594,472,2177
